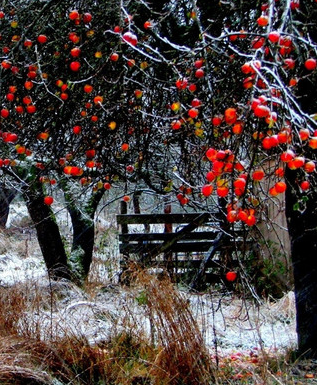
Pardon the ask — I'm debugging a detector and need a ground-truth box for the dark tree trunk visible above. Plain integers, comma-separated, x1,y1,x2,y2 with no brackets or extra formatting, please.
0,186,16,228
67,206,95,279
285,168,317,357
63,185,104,283
23,189,71,280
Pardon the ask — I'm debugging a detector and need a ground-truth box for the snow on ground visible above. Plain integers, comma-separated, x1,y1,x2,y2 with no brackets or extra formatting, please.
0,253,46,285
0,203,46,285
21,280,297,356
0,202,298,356
187,290,297,354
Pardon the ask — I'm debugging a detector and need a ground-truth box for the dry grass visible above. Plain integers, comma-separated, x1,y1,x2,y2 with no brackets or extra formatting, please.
133,268,214,384
0,202,303,384
0,271,215,384
0,270,308,385
0,336,67,385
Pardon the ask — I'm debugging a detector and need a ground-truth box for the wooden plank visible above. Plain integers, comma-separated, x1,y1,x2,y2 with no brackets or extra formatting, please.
119,231,219,242
117,212,212,225
120,201,128,234
175,259,239,268
146,213,216,257
119,239,249,254
119,259,240,269
120,241,217,253
190,231,224,290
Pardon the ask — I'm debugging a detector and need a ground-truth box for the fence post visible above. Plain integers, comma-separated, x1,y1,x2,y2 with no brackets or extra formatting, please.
164,195,174,279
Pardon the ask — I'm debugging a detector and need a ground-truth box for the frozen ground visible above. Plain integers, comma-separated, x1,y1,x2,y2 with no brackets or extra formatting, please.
0,202,298,356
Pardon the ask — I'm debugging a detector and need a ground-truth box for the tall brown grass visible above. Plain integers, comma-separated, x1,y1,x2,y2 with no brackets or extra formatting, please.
0,271,214,384
133,269,214,384
0,271,297,384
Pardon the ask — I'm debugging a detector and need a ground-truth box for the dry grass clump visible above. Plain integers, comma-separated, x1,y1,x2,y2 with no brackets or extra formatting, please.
0,285,27,336
0,337,67,385
0,285,63,384
133,269,214,385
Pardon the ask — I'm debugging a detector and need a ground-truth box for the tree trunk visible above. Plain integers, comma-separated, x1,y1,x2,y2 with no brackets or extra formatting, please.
67,206,95,280
63,184,105,283
23,189,71,280
0,186,16,228
285,168,317,357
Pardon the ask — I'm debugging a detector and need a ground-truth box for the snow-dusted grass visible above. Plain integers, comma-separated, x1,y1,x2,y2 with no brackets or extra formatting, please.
0,203,46,286
0,201,300,384
0,271,298,384
1,202,298,354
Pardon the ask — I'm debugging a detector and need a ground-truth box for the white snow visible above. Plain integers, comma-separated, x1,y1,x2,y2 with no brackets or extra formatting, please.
0,253,47,285
18,280,297,356
186,291,297,354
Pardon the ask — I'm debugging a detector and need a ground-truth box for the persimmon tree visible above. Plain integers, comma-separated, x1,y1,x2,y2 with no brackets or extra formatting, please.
0,0,317,357
135,0,317,357
0,0,206,284
110,0,317,357
0,0,133,282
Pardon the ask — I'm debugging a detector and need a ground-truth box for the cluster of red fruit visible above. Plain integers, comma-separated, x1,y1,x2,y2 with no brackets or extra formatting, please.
237,6,317,93
1,73,37,155
210,107,244,136
68,10,92,25
202,147,246,200
0,158,13,167
241,60,262,89
174,58,204,90
39,176,56,185
63,165,84,177
171,58,209,130
201,144,300,226
1,131,18,143
176,185,192,206
1,80,37,122
59,147,107,181
170,98,204,130
226,204,257,227
122,31,138,46
278,148,316,192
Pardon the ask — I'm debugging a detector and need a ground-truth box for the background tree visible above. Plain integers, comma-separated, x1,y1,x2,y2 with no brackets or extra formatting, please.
0,0,127,281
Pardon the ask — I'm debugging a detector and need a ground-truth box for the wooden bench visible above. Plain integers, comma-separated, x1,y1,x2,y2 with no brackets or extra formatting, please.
117,212,245,287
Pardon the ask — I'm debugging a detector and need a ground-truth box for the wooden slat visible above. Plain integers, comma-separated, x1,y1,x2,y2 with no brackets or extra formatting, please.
119,239,249,254
119,259,239,269
120,241,215,253
146,213,215,257
119,231,219,242
117,213,211,225
117,212,250,286
174,259,239,268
